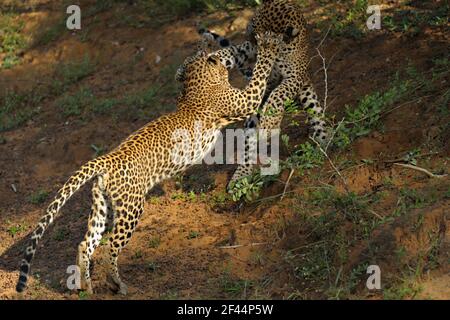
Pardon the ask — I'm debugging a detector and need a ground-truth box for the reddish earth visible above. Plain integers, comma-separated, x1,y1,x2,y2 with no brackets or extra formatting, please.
0,1,448,299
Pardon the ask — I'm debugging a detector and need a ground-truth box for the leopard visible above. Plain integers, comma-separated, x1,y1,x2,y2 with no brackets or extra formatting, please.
177,0,329,186
15,32,283,295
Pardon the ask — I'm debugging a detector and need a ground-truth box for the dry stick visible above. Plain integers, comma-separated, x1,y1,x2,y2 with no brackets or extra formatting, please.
308,25,331,68
310,34,350,190
289,240,327,252
310,137,350,193
316,48,329,113
218,242,268,249
383,151,440,164
317,25,332,49
368,209,383,220
325,117,345,152
280,168,295,201
254,191,296,203
380,95,433,118
393,163,447,179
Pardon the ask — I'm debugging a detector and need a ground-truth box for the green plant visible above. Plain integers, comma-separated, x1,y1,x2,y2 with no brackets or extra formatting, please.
171,192,186,201
57,87,94,117
403,148,421,165
29,190,49,204
91,144,106,157
150,0,258,17
393,188,428,216
7,224,26,237
187,191,197,202
383,279,422,300
325,0,368,39
92,98,119,114
160,289,178,300
78,290,89,300
382,4,449,34
52,56,96,95
227,173,265,202
210,191,228,206
99,236,108,246
147,261,159,272
133,250,143,259
284,142,324,174
334,74,411,149
0,13,26,69
148,236,161,248
188,230,200,239
218,270,252,298
36,17,66,46
0,90,43,132
53,228,69,241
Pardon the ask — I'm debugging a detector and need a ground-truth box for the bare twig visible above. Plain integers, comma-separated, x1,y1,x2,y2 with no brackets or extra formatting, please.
393,163,447,179
218,242,268,249
326,117,345,152
308,25,332,67
317,25,332,49
380,95,433,118
383,151,440,164
316,48,329,113
310,137,350,192
280,168,295,201
254,191,296,203
327,163,366,175
289,240,327,252
368,209,383,220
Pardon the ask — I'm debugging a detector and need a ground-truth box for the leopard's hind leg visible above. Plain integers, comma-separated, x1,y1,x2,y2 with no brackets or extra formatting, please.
76,179,108,294
106,195,145,295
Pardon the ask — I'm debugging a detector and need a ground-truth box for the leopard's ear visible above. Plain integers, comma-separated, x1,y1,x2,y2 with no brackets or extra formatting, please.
206,54,220,65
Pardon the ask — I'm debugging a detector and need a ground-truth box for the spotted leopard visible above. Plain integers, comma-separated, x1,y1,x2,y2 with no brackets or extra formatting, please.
178,0,329,185
16,32,283,295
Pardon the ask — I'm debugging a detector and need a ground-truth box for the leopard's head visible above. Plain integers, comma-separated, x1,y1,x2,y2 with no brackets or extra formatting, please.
180,50,228,90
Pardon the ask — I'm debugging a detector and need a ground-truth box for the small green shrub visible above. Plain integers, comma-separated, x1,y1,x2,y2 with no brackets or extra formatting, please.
29,190,49,205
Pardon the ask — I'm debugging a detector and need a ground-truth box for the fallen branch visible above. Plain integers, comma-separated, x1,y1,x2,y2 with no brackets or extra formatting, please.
393,163,447,179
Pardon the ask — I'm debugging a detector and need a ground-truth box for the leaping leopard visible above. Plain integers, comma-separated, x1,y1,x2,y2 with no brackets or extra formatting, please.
16,32,283,295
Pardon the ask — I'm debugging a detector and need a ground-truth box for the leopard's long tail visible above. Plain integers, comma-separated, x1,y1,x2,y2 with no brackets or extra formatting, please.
16,159,105,293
